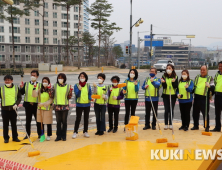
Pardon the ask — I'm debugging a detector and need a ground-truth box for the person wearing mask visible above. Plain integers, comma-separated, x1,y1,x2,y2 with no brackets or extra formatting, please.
211,61,222,132
0,75,22,143
73,72,92,139
192,65,214,132
107,76,124,133
51,73,72,141
20,70,41,139
176,70,194,131
161,64,178,130
93,73,108,136
123,69,140,128
32,77,53,141
142,67,161,130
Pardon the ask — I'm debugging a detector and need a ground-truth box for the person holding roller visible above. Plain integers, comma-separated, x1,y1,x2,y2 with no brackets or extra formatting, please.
192,65,214,132
73,72,92,139
161,64,178,130
32,77,53,141
0,75,22,143
52,73,73,141
211,61,222,132
142,67,161,130
107,76,124,133
176,70,194,131
123,69,140,128
20,70,41,139
93,73,108,136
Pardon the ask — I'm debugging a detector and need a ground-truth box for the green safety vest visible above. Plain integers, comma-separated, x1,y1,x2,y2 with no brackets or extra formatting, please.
108,86,121,105
54,83,70,105
38,92,50,110
145,77,160,97
214,72,222,93
125,80,140,99
77,83,90,104
162,76,177,95
178,80,192,99
95,85,107,104
1,85,18,106
24,82,41,103
194,75,211,96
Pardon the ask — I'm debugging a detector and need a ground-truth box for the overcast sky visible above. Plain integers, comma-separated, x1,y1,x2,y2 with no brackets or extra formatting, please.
89,0,222,48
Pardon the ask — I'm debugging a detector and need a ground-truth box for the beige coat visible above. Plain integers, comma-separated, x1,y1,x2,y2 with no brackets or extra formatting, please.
32,89,53,124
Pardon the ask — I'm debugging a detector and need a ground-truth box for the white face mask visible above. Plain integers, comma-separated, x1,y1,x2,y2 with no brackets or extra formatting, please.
5,83,11,87
166,69,172,74
31,76,36,82
130,74,135,78
113,83,117,86
80,79,85,83
43,83,48,87
98,79,103,83
182,75,187,80
58,79,64,84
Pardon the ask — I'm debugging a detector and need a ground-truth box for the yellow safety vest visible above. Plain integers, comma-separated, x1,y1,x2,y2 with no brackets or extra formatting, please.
24,82,41,103
214,72,222,93
1,85,18,106
108,86,121,105
178,80,191,99
77,83,90,104
95,85,107,104
163,76,177,95
38,92,50,110
125,80,139,99
54,83,70,105
194,75,211,96
145,78,160,97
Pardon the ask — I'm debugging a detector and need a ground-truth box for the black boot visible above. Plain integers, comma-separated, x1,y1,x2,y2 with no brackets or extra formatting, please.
99,131,104,136
210,128,221,132
191,126,199,130
113,128,118,133
95,131,100,135
13,138,21,142
143,126,151,130
179,126,185,130
4,139,9,143
55,137,61,142
107,128,113,133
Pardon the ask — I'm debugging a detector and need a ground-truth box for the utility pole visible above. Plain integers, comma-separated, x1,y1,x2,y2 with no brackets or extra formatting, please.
137,31,140,69
129,0,132,69
150,24,153,68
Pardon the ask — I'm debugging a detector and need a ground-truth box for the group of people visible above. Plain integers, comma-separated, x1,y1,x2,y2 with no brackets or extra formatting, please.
1,61,222,143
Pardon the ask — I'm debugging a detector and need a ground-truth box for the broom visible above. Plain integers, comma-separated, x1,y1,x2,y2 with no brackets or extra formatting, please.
117,83,127,88
147,87,167,143
38,88,46,143
167,86,178,147
15,109,40,157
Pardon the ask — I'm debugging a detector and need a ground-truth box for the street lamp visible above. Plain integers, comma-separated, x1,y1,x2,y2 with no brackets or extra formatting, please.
129,0,143,69
2,0,14,5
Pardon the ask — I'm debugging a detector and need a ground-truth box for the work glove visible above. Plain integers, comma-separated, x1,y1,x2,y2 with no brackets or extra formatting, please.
145,85,149,89
171,78,176,82
110,87,113,92
102,94,106,99
177,94,181,98
150,78,154,82
205,82,210,88
123,90,127,94
112,96,117,100
134,81,138,85
93,82,97,87
161,78,165,83
20,81,24,88
34,82,37,88
184,84,189,88
13,104,17,110
47,83,52,89
78,85,82,91
38,103,44,107
70,85,73,91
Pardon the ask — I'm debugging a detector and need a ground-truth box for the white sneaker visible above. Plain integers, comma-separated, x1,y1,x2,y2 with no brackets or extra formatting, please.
72,133,77,139
164,125,168,130
84,132,90,138
169,125,173,130
46,136,51,141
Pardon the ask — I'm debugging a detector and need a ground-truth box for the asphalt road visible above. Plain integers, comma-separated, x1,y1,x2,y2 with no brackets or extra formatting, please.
0,70,219,128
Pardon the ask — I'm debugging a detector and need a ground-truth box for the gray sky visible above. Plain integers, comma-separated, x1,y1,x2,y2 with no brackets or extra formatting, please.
89,0,222,48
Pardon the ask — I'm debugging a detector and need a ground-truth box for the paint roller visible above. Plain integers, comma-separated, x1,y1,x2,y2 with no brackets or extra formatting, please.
147,87,167,143
117,83,127,88
15,109,40,157
91,95,101,99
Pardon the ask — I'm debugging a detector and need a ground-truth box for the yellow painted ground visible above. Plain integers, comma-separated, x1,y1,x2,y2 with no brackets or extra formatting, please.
0,124,221,169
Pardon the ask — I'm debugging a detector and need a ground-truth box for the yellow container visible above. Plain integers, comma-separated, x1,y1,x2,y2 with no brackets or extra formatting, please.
125,124,138,141
129,116,140,125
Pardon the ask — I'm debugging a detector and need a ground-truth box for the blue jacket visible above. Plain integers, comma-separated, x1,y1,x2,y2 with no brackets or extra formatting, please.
74,84,92,107
142,76,161,102
176,80,194,103
123,78,140,100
